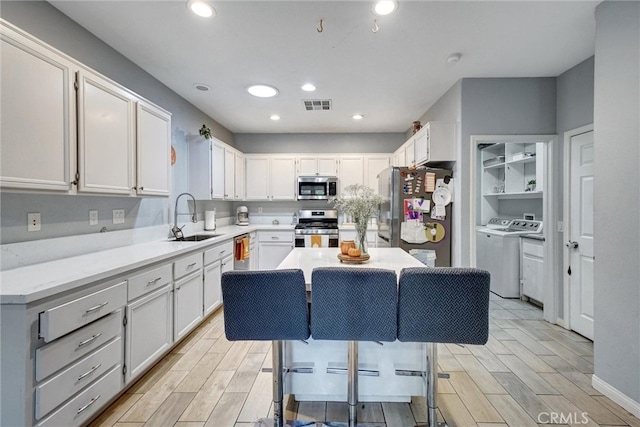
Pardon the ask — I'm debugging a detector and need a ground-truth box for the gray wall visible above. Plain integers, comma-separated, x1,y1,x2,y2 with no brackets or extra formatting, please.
234,133,404,154
0,1,233,243
593,1,640,405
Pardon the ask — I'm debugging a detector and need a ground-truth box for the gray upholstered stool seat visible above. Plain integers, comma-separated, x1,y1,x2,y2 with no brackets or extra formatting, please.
397,267,490,427
311,267,398,427
222,269,310,427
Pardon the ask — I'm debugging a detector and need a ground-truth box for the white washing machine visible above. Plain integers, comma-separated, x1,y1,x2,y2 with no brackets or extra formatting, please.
476,218,543,298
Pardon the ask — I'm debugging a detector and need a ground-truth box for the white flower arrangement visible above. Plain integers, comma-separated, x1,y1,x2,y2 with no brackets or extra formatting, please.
329,184,383,253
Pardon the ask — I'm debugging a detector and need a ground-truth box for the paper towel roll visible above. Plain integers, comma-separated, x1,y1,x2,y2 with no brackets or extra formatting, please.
204,210,216,230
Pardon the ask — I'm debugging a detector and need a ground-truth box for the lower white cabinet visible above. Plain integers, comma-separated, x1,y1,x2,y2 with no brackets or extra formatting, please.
125,284,173,382
257,231,294,270
521,237,544,303
174,270,204,340
203,260,222,316
339,229,378,249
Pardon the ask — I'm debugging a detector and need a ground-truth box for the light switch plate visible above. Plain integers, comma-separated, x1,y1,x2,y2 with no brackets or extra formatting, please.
89,210,98,226
113,209,125,224
27,212,41,232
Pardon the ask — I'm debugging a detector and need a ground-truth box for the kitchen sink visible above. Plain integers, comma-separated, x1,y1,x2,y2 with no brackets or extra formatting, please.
170,234,221,242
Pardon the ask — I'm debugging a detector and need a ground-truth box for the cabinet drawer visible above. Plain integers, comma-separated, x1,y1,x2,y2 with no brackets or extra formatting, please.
35,336,122,420
174,253,203,279
39,281,127,342
36,310,122,381
128,264,172,301
522,240,544,258
258,231,293,242
36,364,122,427
204,240,234,265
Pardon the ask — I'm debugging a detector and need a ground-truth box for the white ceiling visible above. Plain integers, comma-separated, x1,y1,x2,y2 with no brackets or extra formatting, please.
49,0,597,134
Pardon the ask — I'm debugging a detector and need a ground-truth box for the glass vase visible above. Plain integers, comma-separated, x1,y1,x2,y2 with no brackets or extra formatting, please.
355,220,368,255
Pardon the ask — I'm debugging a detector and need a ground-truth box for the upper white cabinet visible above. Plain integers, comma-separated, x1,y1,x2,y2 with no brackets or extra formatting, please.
77,70,135,195
1,21,171,197
188,137,233,200
297,155,338,176
234,152,245,200
365,155,390,191
392,145,406,167
413,122,455,165
136,101,171,196
245,155,296,201
338,156,364,194
0,24,76,192
223,145,235,200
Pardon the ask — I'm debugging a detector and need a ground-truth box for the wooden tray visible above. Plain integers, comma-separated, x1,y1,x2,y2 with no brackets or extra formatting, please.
337,253,370,264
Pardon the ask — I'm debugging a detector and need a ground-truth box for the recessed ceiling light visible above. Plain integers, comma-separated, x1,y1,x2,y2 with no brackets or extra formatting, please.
301,83,316,92
247,84,279,98
373,0,398,16
187,0,215,18
193,83,210,91
270,115,281,121
353,114,364,120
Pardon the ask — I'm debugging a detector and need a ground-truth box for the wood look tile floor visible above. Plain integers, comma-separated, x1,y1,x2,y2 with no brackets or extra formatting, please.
90,294,640,427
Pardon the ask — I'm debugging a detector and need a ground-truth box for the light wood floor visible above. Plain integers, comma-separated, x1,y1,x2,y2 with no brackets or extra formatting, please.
90,294,640,427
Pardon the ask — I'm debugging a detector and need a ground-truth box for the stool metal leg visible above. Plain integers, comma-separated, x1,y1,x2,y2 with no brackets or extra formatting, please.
426,342,438,427
272,340,284,427
348,340,358,427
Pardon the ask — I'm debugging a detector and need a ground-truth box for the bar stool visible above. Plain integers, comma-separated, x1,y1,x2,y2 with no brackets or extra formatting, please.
397,267,490,427
221,269,310,427
311,267,397,427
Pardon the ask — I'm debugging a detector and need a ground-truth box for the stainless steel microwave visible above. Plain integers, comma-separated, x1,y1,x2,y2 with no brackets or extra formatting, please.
297,176,338,200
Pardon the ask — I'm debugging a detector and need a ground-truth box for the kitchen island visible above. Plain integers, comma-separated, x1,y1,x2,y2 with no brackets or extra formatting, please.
277,247,426,402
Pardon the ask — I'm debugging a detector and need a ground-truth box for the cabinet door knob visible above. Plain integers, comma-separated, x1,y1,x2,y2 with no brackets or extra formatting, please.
566,240,579,249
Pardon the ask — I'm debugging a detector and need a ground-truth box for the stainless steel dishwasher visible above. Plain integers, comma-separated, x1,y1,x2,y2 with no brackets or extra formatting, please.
234,233,251,270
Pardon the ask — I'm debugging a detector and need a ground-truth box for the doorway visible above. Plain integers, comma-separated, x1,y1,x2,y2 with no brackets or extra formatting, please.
470,135,559,324
563,125,594,340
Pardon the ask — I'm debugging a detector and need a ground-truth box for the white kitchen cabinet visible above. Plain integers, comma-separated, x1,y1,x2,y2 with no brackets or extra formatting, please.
405,140,415,166
521,237,544,303
249,232,258,270
203,239,233,315
257,231,294,270
234,152,245,200
245,155,296,200
297,155,338,176
0,23,76,192
135,100,171,196
188,136,229,200
339,228,377,248
365,155,390,191
224,146,235,200
211,140,225,199
413,122,455,165
125,284,173,382
77,69,135,195
338,156,364,194
174,270,204,340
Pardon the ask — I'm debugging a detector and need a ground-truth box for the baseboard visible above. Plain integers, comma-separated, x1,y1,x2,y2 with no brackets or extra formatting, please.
592,375,640,418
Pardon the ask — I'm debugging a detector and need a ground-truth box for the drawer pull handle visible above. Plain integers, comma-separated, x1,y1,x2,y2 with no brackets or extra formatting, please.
271,236,280,240
147,277,162,285
78,333,102,348
77,394,101,415
77,363,102,381
85,302,108,314
219,250,226,254
187,262,197,267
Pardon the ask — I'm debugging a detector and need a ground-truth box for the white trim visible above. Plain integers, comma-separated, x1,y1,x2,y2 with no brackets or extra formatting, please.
562,124,594,332
470,134,558,324
592,375,640,418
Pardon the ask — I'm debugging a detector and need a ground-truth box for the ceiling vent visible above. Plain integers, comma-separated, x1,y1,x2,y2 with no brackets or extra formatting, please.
303,99,332,111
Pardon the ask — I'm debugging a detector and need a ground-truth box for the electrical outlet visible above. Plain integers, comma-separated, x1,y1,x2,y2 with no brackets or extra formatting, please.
27,212,41,232
113,209,125,224
258,206,263,214
89,210,99,226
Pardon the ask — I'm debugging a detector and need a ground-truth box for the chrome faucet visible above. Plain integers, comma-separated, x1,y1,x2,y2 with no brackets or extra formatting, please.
172,192,197,239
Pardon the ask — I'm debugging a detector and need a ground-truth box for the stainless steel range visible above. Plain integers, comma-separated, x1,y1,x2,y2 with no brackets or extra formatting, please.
294,209,339,248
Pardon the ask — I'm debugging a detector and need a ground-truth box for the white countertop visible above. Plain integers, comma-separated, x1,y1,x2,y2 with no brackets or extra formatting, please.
0,223,294,305
277,247,423,285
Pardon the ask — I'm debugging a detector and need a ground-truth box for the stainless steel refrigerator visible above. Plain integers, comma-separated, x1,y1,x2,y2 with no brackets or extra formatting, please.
377,166,453,266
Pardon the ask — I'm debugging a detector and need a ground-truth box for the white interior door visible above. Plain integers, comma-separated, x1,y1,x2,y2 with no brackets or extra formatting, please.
568,130,594,339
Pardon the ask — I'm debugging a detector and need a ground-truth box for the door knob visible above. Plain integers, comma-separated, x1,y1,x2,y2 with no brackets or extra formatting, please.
566,241,579,249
